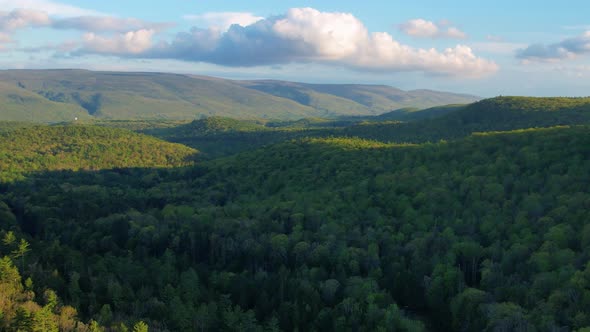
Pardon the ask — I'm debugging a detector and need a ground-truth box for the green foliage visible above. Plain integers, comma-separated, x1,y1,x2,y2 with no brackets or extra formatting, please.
132,320,148,332
342,96,590,143
0,124,197,182
146,117,333,159
1,111,590,331
0,252,101,331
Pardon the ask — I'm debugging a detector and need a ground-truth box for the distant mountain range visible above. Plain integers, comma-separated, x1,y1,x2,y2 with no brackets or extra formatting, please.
0,69,479,122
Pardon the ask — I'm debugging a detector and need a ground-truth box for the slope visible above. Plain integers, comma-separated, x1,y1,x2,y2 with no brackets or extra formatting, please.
239,80,479,115
343,96,590,142
0,69,480,121
0,81,91,122
0,125,197,181
0,70,317,120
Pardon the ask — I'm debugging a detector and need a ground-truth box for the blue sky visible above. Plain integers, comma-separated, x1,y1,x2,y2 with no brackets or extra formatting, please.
1,0,589,97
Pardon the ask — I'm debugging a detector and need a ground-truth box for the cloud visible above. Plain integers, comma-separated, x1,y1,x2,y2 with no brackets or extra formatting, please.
78,29,155,55
517,31,590,61
183,12,263,31
140,8,495,77
0,9,51,30
0,8,170,53
398,19,467,39
0,8,168,33
0,0,102,17
52,16,171,33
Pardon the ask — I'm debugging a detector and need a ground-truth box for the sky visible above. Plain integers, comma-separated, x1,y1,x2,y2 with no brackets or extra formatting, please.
0,0,589,97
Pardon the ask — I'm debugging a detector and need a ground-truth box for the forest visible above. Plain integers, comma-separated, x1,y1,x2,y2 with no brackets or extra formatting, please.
0,96,590,331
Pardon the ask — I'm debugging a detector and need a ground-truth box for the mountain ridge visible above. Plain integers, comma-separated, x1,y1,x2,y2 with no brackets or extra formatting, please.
0,69,480,122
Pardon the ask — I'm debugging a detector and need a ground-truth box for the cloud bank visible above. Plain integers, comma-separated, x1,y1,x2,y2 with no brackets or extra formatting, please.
1,6,497,78
81,29,155,55
85,8,494,77
398,19,467,39
517,31,590,61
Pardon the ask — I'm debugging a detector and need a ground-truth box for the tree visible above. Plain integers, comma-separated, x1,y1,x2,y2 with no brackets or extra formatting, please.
132,320,149,332
11,238,30,271
2,231,16,248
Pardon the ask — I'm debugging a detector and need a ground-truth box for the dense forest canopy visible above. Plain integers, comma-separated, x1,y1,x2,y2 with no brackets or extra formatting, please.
0,96,590,331
0,125,197,182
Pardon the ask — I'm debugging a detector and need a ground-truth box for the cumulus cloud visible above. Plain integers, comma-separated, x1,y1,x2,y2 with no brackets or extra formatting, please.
143,8,495,77
183,12,263,31
517,31,590,61
78,29,155,55
2,6,496,77
398,19,467,39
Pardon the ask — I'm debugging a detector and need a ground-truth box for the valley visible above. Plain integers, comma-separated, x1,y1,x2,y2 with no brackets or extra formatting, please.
0,71,589,331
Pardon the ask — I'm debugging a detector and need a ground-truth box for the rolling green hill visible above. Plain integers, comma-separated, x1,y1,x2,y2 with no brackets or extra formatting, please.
144,116,332,159
116,96,590,159
0,125,197,181
342,96,590,142
239,80,479,116
0,69,479,122
0,81,91,122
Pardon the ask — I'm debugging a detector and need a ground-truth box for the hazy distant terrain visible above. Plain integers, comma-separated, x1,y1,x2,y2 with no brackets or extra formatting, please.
0,69,479,122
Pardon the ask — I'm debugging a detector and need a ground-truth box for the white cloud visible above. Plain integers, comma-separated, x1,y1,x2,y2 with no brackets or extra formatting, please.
143,8,496,77
183,12,263,31
80,29,155,55
0,0,102,17
272,8,368,60
446,27,467,39
399,19,467,39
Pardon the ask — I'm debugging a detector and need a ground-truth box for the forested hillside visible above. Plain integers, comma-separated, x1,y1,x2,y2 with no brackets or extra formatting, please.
1,125,590,331
341,96,590,143
0,125,197,182
143,117,334,159
112,96,590,160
